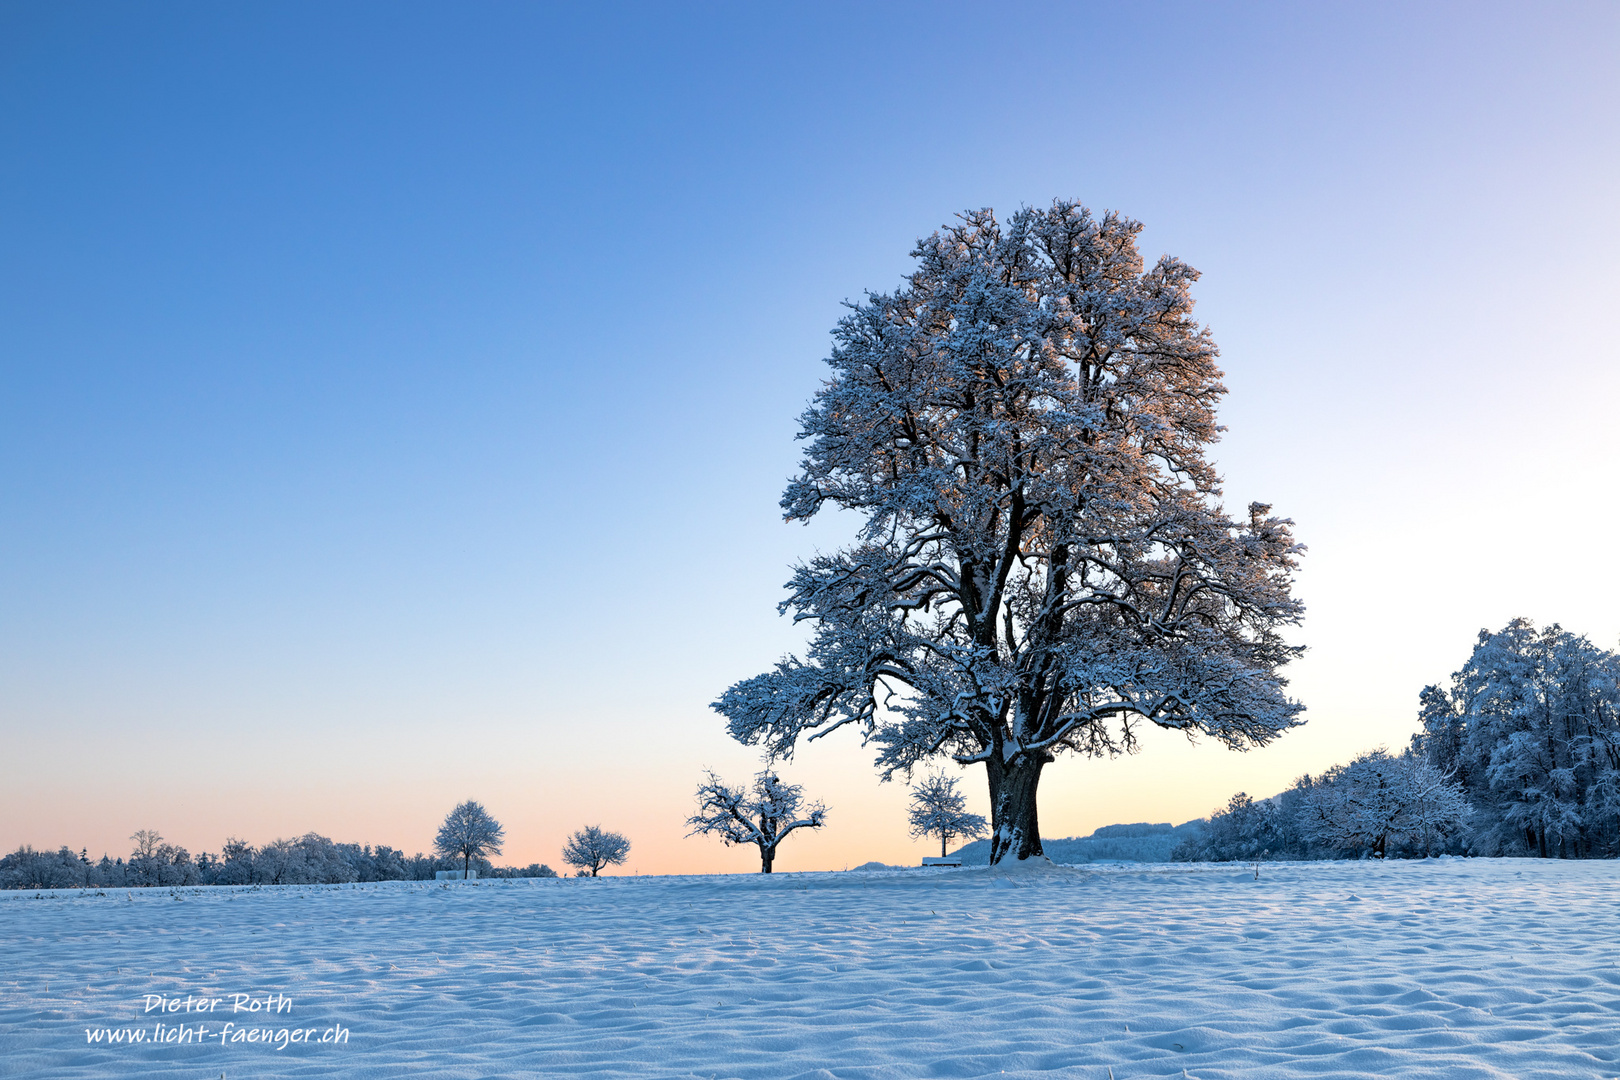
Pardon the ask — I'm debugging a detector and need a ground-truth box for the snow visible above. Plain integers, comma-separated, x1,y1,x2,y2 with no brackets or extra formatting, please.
4,859,1618,1078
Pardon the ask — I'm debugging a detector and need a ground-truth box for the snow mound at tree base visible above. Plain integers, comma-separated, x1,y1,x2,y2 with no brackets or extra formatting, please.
980,854,1077,879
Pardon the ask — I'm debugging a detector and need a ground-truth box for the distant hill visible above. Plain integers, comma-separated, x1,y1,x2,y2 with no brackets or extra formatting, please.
950,820,1205,865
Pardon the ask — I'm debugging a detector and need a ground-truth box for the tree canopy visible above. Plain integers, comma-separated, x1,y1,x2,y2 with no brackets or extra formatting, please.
716,200,1305,863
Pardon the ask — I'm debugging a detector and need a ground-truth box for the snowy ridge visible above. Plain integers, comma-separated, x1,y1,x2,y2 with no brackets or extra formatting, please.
3,859,1617,1078
952,821,1204,865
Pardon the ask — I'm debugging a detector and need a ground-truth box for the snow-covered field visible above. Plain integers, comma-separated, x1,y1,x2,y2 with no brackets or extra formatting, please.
3,859,1617,1079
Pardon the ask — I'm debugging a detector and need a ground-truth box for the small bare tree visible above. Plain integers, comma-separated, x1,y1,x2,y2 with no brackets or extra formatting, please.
907,772,988,857
434,800,506,878
687,769,828,873
562,825,630,877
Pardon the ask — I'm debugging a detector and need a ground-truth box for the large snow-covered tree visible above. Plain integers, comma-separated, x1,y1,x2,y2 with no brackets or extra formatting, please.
715,200,1306,863
434,800,505,879
686,769,827,873
906,771,988,857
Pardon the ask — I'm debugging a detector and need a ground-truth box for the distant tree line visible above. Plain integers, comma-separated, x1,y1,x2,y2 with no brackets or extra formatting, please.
1176,619,1620,861
0,830,559,891
1172,749,1470,861
1,798,637,890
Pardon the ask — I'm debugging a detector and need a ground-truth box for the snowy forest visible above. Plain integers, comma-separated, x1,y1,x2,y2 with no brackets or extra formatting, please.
1179,619,1620,861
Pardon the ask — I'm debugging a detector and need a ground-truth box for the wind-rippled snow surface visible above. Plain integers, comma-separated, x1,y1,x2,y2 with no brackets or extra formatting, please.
3,859,1618,1078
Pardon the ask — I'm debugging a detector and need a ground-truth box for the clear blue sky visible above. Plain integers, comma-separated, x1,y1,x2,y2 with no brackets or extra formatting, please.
3,2,1617,872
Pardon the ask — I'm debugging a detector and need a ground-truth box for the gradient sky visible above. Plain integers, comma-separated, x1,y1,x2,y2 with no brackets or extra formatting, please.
2,2,1617,875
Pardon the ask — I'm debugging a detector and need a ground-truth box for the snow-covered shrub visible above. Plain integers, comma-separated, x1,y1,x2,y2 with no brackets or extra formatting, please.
485,863,558,879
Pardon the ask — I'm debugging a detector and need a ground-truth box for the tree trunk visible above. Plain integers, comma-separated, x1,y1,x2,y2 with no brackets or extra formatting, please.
986,752,1050,864
760,844,774,874
941,834,948,859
